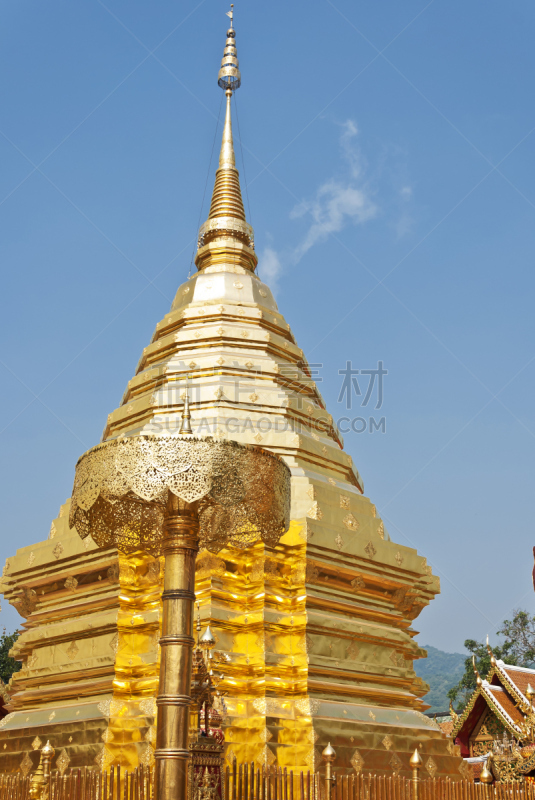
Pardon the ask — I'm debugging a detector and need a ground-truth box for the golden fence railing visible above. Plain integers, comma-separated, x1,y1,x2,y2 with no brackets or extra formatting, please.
0,764,155,800
4,745,535,800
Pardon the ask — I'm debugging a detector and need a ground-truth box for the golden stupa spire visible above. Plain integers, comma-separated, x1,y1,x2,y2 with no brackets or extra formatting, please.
195,5,258,274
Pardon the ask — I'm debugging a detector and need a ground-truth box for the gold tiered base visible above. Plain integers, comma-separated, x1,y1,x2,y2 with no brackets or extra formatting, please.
0,718,106,774
0,505,160,774
0,499,463,779
195,523,463,778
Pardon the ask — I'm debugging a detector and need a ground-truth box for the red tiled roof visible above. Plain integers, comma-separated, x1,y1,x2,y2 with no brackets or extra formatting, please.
503,668,535,700
485,686,524,726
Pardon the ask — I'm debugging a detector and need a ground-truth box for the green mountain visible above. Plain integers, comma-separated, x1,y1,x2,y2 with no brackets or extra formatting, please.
413,644,466,713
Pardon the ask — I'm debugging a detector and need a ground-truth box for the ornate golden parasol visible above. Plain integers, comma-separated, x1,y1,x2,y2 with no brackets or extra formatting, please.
69,433,290,800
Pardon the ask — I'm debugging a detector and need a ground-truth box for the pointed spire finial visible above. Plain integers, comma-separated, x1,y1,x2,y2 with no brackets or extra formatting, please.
179,376,193,435
218,6,240,91
200,625,216,650
195,7,257,274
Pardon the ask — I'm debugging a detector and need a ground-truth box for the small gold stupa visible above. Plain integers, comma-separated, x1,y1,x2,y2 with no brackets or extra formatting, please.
0,7,464,780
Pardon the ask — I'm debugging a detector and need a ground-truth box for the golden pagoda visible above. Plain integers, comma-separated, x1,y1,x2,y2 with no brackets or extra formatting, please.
0,8,464,780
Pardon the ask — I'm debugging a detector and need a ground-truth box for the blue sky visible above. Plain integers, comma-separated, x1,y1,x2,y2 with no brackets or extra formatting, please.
0,0,534,655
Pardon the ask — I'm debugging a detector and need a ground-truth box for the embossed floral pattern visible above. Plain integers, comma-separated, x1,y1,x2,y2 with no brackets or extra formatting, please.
69,436,290,555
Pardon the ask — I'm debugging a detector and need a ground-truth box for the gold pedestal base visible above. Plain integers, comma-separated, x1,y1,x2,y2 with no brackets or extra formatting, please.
0,718,107,774
218,695,463,779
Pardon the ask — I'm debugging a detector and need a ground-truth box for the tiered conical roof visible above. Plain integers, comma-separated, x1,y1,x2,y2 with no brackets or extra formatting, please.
103,14,362,495
194,16,257,276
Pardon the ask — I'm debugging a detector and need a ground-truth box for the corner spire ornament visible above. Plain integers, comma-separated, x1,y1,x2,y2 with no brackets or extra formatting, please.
486,635,497,668
472,655,483,687
195,6,257,274
179,377,193,435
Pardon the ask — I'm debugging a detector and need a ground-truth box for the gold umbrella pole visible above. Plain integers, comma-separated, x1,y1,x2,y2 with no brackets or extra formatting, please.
155,494,199,800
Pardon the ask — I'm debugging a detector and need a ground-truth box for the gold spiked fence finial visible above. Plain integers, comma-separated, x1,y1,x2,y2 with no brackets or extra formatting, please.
322,742,336,800
410,747,422,800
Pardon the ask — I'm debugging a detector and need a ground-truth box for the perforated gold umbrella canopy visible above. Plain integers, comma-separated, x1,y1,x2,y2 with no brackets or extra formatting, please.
69,435,291,555
69,434,290,800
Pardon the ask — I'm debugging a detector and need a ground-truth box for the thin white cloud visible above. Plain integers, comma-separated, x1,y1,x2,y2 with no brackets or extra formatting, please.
258,121,414,285
340,119,364,179
259,246,283,294
292,180,377,260
291,120,378,261
394,185,415,238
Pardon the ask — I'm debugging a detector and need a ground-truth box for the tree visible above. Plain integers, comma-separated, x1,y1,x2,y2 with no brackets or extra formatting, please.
447,638,516,711
447,608,535,712
0,628,21,685
498,610,535,665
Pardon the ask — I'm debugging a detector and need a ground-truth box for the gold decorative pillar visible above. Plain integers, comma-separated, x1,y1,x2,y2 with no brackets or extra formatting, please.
155,496,199,800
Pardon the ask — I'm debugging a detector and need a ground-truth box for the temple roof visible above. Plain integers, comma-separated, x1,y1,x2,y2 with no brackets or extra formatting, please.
483,685,524,730
451,657,535,741
500,662,535,705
